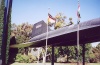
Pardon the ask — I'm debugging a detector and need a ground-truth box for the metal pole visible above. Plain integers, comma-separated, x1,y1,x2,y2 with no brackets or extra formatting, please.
77,22,80,65
82,44,85,65
44,8,50,65
52,45,54,65
77,0,80,65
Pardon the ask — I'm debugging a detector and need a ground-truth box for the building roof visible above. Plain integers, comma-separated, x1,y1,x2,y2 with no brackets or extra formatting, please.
10,18,100,48
28,18,100,46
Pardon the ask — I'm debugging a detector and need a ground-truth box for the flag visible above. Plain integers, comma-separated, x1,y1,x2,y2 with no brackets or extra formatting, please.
48,13,56,26
77,2,81,18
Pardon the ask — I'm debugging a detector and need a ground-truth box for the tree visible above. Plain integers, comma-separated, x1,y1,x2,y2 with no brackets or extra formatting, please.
54,13,73,29
88,43,100,63
67,17,73,26
95,43,100,62
89,46,99,63
54,13,67,29
10,23,33,63
11,23,33,55
6,1,12,64
0,0,13,64
96,43,100,50
47,13,92,63
85,44,92,62
0,0,5,62
48,13,75,63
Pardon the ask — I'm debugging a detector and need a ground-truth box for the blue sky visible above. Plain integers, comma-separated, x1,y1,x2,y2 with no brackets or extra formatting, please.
11,0,100,47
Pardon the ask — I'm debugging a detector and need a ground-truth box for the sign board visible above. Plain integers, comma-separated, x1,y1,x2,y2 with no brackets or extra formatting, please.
31,20,51,38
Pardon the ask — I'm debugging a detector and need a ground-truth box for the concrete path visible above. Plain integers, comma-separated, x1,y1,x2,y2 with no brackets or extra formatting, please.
10,63,76,65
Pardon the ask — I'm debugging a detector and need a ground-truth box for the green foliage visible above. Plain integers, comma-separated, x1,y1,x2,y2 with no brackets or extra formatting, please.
11,23,33,44
54,13,73,29
90,53,95,59
15,53,37,63
52,44,92,63
15,54,29,63
6,3,12,64
55,13,67,29
54,47,60,61
0,0,12,64
11,23,33,55
89,53,96,63
96,43,100,50
11,23,33,63
89,43,100,63
0,0,4,61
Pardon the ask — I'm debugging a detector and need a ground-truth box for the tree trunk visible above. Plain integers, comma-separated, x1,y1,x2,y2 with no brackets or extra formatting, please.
43,54,46,64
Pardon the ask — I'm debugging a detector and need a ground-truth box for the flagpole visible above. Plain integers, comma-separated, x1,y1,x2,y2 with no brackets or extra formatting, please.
77,21,80,65
77,0,80,65
44,8,50,65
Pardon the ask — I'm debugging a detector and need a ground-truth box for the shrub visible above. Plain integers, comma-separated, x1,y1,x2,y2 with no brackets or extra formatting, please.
15,53,37,63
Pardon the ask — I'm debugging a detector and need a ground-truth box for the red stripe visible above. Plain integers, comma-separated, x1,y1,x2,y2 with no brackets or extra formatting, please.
77,2,80,18
48,13,56,21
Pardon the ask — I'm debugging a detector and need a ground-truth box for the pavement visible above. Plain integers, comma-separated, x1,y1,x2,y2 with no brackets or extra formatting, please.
10,63,75,65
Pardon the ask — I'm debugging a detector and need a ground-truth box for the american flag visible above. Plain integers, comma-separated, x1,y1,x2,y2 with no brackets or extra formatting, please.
48,13,56,26
77,1,81,19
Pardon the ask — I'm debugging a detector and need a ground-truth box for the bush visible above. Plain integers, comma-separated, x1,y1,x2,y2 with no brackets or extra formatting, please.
89,53,97,63
69,59,77,63
15,53,37,63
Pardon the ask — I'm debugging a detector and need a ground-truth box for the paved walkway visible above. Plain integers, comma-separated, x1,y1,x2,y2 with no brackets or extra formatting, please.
9,63,100,65
10,63,73,65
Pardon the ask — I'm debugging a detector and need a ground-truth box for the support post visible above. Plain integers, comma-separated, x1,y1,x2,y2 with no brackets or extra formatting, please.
82,44,85,65
52,45,54,65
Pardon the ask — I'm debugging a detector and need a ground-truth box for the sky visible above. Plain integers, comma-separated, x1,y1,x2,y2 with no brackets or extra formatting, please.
11,0,100,47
